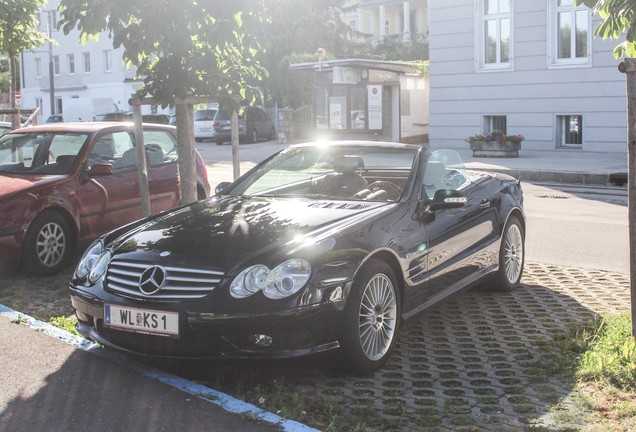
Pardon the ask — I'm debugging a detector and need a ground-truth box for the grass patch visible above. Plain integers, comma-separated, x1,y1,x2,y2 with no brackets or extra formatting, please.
540,313,636,430
576,314,636,388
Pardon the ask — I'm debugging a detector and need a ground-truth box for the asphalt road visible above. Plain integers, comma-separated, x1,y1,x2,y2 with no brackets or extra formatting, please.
523,182,629,274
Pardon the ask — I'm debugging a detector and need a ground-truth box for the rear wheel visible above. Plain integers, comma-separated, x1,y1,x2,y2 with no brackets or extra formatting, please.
21,211,73,276
215,138,224,146
250,128,258,143
490,216,524,292
340,259,400,374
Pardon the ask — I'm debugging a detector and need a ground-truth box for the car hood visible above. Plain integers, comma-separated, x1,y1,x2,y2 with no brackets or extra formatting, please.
108,196,391,272
0,173,65,201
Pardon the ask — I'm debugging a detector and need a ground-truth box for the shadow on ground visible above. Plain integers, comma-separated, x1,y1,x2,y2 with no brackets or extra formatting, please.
155,263,630,431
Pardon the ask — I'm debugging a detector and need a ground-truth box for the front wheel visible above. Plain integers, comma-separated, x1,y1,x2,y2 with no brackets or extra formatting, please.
21,211,73,276
491,215,524,292
339,259,400,374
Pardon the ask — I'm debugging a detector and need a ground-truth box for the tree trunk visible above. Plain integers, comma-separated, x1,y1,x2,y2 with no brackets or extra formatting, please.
9,52,20,130
231,110,240,180
175,103,198,205
620,58,636,339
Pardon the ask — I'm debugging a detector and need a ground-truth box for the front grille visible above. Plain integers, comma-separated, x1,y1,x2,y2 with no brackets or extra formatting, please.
105,259,224,300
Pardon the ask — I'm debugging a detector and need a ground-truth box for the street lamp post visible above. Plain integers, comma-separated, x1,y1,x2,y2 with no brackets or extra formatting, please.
46,10,55,116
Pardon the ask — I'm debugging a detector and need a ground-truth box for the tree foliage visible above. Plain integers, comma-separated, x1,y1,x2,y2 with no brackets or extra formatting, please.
58,0,267,113
57,0,268,205
257,0,355,108
576,0,636,58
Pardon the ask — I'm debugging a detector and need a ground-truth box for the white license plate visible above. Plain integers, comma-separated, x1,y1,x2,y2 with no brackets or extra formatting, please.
104,304,179,336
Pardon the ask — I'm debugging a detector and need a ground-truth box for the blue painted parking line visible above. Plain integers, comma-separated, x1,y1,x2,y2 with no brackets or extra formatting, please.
0,303,318,432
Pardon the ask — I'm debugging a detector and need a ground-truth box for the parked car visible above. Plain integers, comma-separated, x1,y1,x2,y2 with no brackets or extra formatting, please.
213,106,276,145
194,108,218,142
69,141,525,373
45,115,64,123
102,112,133,121
0,122,210,276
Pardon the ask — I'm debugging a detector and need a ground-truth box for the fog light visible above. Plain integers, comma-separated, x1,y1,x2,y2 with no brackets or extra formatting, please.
250,334,273,347
329,286,344,302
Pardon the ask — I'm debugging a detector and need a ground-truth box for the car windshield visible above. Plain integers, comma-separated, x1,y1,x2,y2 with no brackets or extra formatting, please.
224,144,419,202
0,131,89,174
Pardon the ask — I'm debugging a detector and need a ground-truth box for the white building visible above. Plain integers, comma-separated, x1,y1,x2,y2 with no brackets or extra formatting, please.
428,0,627,153
344,0,429,45
20,0,147,123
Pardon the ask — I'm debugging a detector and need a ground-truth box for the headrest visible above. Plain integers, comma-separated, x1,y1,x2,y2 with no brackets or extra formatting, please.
333,156,364,174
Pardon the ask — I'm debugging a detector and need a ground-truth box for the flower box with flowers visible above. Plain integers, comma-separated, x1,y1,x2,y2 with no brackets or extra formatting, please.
466,130,524,158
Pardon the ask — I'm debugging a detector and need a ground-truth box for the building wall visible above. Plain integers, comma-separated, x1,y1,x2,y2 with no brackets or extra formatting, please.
352,0,429,44
429,0,627,153
20,0,152,122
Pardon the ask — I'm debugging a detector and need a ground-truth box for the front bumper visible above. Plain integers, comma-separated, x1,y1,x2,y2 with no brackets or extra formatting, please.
69,285,344,360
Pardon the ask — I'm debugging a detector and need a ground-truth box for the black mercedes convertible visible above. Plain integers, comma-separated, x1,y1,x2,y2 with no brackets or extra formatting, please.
69,141,525,373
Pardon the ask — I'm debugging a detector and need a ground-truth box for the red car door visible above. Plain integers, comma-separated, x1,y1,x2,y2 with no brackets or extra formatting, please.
143,129,182,213
76,131,145,240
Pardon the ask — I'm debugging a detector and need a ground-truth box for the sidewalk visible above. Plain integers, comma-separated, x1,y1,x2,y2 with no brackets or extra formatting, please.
0,307,311,432
432,146,629,186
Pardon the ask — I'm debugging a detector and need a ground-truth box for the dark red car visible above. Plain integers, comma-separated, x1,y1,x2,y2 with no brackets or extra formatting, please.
0,122,210,276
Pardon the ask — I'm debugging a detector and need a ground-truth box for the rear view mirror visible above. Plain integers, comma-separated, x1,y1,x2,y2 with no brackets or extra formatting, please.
215,182,232,195
428,189,467,211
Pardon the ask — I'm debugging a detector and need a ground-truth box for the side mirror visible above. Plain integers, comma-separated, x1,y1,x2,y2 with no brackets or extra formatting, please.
215,181,232,195
87,163,114,176
428,189,467,212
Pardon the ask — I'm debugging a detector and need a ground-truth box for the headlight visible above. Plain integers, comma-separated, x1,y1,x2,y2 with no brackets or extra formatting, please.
230,259,311,299
75,241,103,279
88,251,111,284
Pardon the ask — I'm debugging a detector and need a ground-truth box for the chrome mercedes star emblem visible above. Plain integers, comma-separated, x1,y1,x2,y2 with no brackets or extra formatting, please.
139,265,166,295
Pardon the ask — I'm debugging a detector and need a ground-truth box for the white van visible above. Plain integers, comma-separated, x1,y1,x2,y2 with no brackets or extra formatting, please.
63,98,119,122
194,104,219,142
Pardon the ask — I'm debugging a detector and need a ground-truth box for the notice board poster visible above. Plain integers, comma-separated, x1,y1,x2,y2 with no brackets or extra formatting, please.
367,85,383,130
329,96,346,129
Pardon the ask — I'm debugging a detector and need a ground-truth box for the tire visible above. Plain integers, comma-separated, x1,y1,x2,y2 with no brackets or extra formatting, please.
339,259,400,374
194,137,201,143
490,215,525,292
215,138,224,146
269,126,276,140
21,211,73,276
250,129,257,144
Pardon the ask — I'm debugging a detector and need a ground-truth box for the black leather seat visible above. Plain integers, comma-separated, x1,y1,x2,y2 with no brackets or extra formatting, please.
318,156,368,197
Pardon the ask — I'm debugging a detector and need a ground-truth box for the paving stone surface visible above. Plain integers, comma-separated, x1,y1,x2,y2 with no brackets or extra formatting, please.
180,262,631,431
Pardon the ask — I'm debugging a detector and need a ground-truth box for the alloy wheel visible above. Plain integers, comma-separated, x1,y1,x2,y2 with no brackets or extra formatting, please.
36,222,67,268
358,274,397,361
503,223,523,284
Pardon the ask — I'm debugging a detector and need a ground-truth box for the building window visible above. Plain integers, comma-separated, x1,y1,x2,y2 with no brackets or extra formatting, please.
484,115,507,134
385,20,390,35
53,55,60,75
55,97,63,115
83,52,91,73
35,58,42,78
103,50,112,72
550,0,590,66
68,54,75,74
477,0,512,70
557,115,582,147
